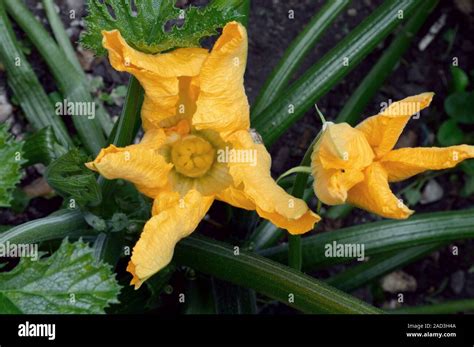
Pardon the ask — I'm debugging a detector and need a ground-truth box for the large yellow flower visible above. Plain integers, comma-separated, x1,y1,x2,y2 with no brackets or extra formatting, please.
311,92,474,219
86,22,320,288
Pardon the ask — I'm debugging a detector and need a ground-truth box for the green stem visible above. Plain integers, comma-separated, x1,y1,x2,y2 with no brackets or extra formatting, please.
109,77,144,147
175,236,382,314
99,77,144,201
287,235,302,270
287,134,319,270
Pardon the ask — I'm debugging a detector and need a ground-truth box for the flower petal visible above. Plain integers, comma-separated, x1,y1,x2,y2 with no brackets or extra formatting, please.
85,129,172,198
102,30,208,129
314,123,374,170
222,130,320,234
311,123,373,205
381,145,474,182
356,93,434,158
347,162,413,219
127,190,214,289
192,22,250,136
312,164,365,205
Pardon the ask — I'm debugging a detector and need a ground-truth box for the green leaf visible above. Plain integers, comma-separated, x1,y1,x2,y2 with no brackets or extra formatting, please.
261,209,474,270
460,159,474,176
100,77,144,204
336,0,438,124
23,126,66,166
325,204,353,220
9,187,31,213
449,66,469,93
390,299,474,314
4,0,106,155
444,91,474,124
42,0,113,136
436,119,464,146
0,2,74,149
175,236,382,314
252,0,422,145
0,239,121,314
211,278,257,314
0,124,24,207
81,0,245,56
326,243,442,292
46,149,102,206
252,0,350,116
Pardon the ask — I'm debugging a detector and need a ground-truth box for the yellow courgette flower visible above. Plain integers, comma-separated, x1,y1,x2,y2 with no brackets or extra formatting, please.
86,22,320,288
311,92,474,219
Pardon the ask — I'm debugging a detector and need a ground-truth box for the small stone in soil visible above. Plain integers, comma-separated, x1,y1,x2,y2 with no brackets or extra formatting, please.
450,270,465,295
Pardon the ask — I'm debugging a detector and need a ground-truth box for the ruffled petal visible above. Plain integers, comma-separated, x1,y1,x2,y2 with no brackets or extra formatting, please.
312,164,365,205
356,93,434,158
347,162,413,219
314,123,374,170
127,190,214,289
192,22,250,136
85,129,172,198
102,30,208,129
222,130,320,234
381,145,474,182
311,122,373,205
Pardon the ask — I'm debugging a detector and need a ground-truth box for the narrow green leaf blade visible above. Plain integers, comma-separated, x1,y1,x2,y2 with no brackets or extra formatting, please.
326,243,443,292
261,209,474,270
175,235,382,314
336,0,438,124
0,2,73,148
253,0,422,145
4,0,106,155
252,0,350,116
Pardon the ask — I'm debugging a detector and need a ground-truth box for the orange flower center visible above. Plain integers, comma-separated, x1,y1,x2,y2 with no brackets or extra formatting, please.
171,135,215,178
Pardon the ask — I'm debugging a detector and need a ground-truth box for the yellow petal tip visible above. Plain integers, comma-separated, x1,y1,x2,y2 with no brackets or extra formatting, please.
127,261,144,290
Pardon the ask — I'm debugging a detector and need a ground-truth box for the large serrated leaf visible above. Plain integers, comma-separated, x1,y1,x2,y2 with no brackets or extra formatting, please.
0,124,25,207
81,0,245,55
46,148,102,206
0,239,121,314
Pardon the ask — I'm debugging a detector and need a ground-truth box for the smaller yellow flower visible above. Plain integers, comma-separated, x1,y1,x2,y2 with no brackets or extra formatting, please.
311,93,474,219
86,22,320,288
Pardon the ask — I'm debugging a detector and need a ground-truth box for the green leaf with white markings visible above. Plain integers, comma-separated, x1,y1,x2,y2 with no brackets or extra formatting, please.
0,239,121,314
81,0,245,55
0,124,25,207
